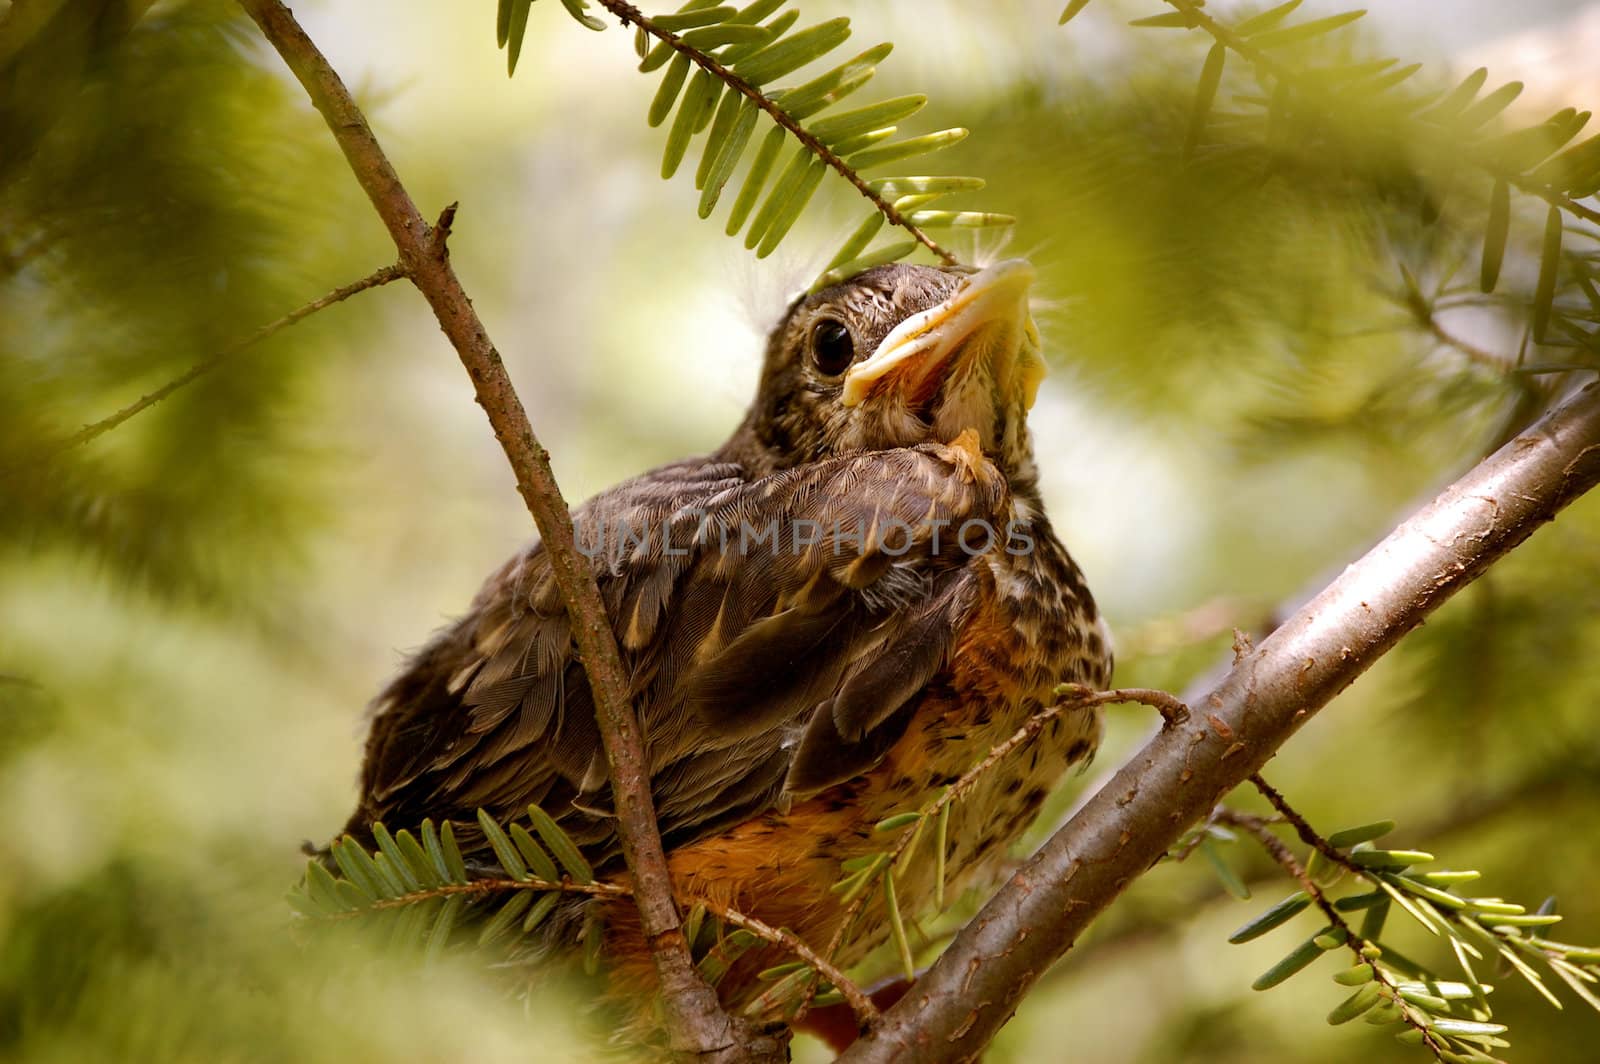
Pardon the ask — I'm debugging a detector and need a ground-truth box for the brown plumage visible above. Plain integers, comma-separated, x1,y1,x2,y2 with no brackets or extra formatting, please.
338,259,1111,1042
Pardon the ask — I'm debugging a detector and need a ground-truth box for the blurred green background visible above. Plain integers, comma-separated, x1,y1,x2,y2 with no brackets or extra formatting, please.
3,0,1599,1060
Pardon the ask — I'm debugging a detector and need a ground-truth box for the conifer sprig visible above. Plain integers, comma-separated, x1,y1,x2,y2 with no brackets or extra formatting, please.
494,0,1016,287
1062,0,1600,365
289,804,878,1023
1187,777,1600,1063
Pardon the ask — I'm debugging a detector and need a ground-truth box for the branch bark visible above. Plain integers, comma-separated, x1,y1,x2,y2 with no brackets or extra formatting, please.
841,379,1600,1063
235,3,757,1059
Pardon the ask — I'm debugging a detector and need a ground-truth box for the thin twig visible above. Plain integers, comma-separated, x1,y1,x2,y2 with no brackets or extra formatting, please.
320,873,876,1026
799,685,1188,1021
1215,801,1449,1060
6,263,404,472
593,0,957,265
236,3,751,1059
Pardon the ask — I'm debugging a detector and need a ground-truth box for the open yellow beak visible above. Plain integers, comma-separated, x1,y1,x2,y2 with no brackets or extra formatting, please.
840,259,1045,411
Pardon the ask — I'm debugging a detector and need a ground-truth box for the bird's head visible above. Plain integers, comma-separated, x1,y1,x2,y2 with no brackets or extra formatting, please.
725,259,1047,478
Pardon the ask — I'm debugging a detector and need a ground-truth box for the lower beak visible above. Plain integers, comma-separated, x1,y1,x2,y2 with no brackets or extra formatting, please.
840,259,1045,412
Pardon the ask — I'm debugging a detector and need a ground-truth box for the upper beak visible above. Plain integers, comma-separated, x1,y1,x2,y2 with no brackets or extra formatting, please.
841,259,1045,412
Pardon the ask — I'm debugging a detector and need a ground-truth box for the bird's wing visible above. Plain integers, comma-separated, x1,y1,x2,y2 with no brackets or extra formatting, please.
347,435,1008,866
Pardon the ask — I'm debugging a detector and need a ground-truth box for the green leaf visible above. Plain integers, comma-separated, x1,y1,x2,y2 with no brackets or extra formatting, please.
1327,981,1384,1024
745,144,813,249
1248,9,1366,50
1185,43,1226,158
369,852,411,899
663,70,720,179
1059,0,1092,25
1427,1019,1508,1039
1252,932,1329,990
1395,980,1490,1001
1200,837,1251,899
758,960,809,981
424,895,465,963
651,6,736,32
1333,963,1375,986
1416,870,1482,887
558,0,607,32
496,0,516,47
529,804,595,883
1228,891,1312,944
510,823,562,882
1533,204,1562,343
849,128,968,170
1423,67,1490,123
726,125,785,236
699,98,760,216
372,823,423,892
1455,81,1525,130
1533,131,1600,191
809,95,926,144
1484,112,1587,174
583,913,605,975
1349,848,1433,870
286,888,324,919
505,0,534,77
1481,179,1510,293
811,240,918,291
757,157,826,257
780,43,895,121
824,212,885,272
830,853,888,904
522,891,561,933
1334,890,1387,911
721,9,798,64
1236,0,1303,36
869,175,984,197
885,873,916,980
696,83,746,190
875,811,924,832
934,801,950,911
1390,875,1469,910
1130,12,1199,29
1359,896,1391,941
680,23,771,50
733,18,853,86
477,808,529,880
902,210,1014,229
440,820,470,884
305,860,351,914
683,901,707,952
478,890,537,947
727,0,787,25
648,53,693,127
330,838,383,901
395,828,443,889
698,928,758,984
1326,820,1397,848
831,127,896,157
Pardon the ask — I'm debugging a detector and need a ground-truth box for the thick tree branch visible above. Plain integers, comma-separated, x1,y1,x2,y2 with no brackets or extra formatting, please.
842,380,1600,1063
235,3,753,1059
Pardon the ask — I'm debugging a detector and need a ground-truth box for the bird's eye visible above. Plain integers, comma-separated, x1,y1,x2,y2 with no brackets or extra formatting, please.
810,318,855,377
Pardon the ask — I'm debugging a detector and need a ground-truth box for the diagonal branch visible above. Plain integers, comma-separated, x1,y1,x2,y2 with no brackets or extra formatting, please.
6,262,404,472
234,3,757,1060
841,379,1600,1062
